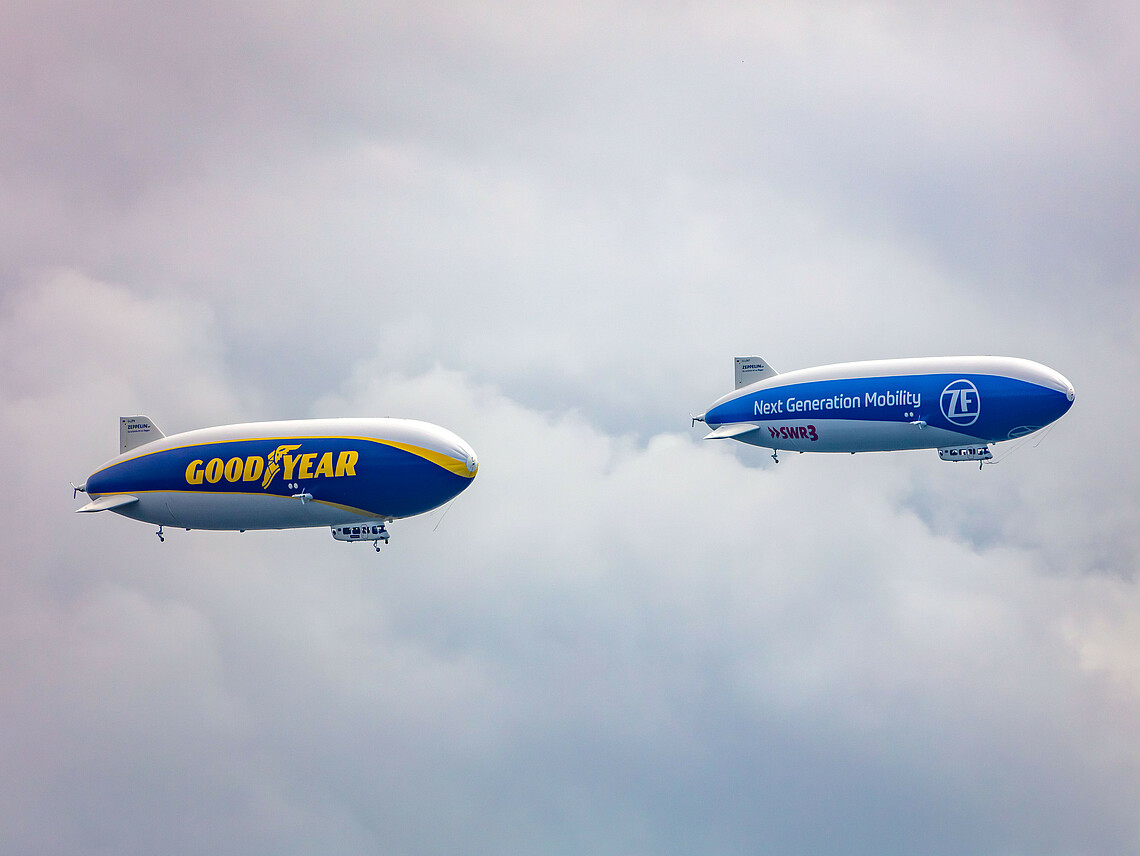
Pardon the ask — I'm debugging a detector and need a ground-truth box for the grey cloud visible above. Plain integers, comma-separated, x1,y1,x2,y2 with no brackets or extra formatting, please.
5,2,1135,428
1,3,1138,854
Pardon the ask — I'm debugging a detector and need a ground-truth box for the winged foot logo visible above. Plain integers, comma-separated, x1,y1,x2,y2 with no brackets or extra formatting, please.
185,444,360,488
262,443,302,488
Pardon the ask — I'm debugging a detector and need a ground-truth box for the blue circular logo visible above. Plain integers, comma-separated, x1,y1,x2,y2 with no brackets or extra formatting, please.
940,379,981,426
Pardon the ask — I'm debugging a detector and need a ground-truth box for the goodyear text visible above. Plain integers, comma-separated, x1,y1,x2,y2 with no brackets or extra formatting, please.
186,447,359,487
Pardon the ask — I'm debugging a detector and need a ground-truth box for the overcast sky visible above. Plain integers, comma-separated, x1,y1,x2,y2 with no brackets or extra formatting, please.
3,2,1139,854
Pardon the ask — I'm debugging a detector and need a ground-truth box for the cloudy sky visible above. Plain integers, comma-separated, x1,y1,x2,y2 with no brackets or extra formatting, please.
3,2,1139,853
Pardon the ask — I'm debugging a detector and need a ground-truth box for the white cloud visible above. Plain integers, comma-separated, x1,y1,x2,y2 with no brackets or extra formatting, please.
0,273,1137,852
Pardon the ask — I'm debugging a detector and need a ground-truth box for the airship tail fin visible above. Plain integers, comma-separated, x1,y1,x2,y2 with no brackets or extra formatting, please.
120,415,164,454
76,494,139,513
735,356,778,389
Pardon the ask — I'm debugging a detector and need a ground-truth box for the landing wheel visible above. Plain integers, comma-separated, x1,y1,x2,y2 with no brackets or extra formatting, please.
155,525,165,543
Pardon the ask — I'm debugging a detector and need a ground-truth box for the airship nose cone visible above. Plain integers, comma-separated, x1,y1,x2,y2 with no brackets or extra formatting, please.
465,449,479,475
1052,370,1075,408
1034,364,1075,411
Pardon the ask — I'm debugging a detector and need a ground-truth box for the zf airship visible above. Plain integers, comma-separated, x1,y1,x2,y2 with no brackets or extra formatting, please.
694,356,1074,464
75,416,478,550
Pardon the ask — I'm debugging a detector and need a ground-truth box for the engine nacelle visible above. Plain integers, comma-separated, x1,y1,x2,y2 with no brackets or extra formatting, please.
331,522,390,543
938,445,992,462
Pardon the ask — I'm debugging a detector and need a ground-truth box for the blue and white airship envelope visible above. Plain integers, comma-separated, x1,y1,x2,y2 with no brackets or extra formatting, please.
75,416,479,549
695,355,1075,464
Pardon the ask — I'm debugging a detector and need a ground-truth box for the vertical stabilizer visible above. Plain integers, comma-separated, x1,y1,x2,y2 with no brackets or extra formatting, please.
734,356,778,389
120,415,164,454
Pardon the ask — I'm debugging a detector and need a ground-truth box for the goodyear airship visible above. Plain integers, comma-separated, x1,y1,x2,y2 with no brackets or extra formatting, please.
75,416,478,549
694,356,1074,464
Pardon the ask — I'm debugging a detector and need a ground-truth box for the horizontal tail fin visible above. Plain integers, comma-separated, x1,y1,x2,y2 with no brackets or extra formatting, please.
704,423,761,440
735,356,778,389
76,494,139,513
120,415,164,453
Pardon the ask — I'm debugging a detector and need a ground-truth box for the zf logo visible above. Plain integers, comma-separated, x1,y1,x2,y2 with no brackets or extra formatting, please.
940,379,981,426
